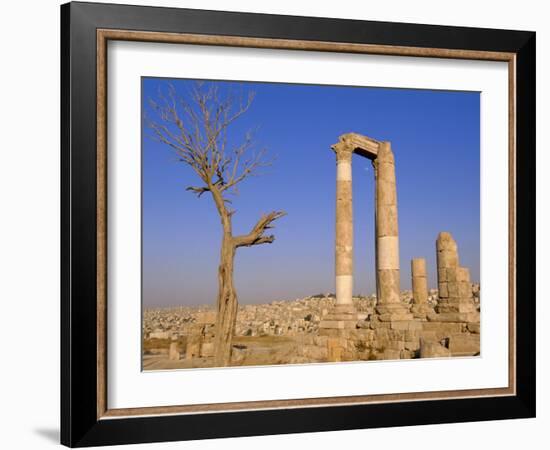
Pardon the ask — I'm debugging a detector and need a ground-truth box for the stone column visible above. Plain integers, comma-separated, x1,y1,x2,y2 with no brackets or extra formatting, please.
334,142,354,306
436,232,459,300
411,258,428,304
411,258,433,319
319,140,357,355
374,142,411,320
434,232,478,323
168,339,180,361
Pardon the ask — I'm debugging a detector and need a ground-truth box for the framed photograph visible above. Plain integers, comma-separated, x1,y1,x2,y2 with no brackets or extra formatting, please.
61,1,535,447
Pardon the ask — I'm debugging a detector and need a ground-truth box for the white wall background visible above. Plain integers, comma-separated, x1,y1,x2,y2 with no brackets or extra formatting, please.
0,1,546,449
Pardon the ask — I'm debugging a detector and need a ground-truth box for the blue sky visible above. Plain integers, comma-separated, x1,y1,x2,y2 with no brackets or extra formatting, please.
142,78,480,308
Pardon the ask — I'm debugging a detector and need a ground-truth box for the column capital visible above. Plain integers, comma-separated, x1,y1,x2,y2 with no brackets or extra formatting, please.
332,132,380,160
331,141,354,162
377,141,395,163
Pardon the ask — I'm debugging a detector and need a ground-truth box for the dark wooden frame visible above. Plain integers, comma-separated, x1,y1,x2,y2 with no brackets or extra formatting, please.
61,1,536,447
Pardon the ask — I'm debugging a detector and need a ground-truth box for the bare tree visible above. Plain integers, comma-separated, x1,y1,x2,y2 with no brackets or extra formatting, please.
147,82,285,366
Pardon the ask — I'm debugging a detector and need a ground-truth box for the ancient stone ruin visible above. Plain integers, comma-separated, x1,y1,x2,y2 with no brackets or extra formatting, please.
316,132,480,362
142,132,480,369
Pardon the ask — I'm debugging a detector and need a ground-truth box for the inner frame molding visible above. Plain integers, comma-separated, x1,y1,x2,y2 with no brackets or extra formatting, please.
96,28,516,420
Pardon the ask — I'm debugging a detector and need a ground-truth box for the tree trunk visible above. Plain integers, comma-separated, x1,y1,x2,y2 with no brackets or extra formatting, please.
214,234,238,366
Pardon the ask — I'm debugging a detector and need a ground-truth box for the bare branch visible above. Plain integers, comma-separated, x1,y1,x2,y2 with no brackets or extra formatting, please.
146,81,276,226
185,186,210,197
233,211,286,248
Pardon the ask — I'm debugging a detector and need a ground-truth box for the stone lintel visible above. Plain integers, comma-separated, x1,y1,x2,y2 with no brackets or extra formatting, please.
331,132,380,160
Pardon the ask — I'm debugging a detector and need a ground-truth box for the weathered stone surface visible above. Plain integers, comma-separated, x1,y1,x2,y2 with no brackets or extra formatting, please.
185,336,201,360
411,303,434,320
438,250,459,268
168,342,180,360
457,267,470,282
458,281,473,298
376,179,398,205
149,331,172,340
391,320,423,331
334,141,354,307
419,339,451,358
376,205,399,237
447,281,459,298
200,342,215,357
381,349,401,360
377,270,402,304
436,302,476,314
434,312,480,323
411,258,427,277
411,258,428,306
319,320,357,330
375,141,402,309
448,333,480,356
327,337,345,362
332,133,379,160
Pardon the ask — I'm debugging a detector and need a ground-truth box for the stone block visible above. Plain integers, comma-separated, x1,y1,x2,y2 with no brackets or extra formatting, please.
458,281,473,298
168,342,180,361
437,302,475,314
422,321,463,334
303,345,328,360
377,269,401,304
411,258,427,276
404,340,420,351
319,320,357,330
435,312,479,323
377,179,398,205
378,313,414,322
374,328,390,340
324,313,359,321
438,249,458,268
457,267,471,282
149,331,171,340
381,349,401,360
438,268,447,282
369,319,392,329
446,268,458,282
390,321,410,330
419,339,451,358
332,304,358,314
200,342,215,357
186,337,201,360
418,330,437,341
447,282,459,297
318,328,340,338
355,329,375,341
327,337,345,362
467,323,480,334
231,346,247,364
438,283,449,298
448,333,480,356
313,335,329,346
404,329,420,341
376,206,399,236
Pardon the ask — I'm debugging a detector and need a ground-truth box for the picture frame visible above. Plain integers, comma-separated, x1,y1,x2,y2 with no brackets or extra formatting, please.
60,1,536,447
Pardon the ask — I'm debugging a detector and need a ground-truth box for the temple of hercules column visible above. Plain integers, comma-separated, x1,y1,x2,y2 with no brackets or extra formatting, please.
372,140,413,322
317,132,479,362
410,258,435,319
319,132,412,359
430,232,480,324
